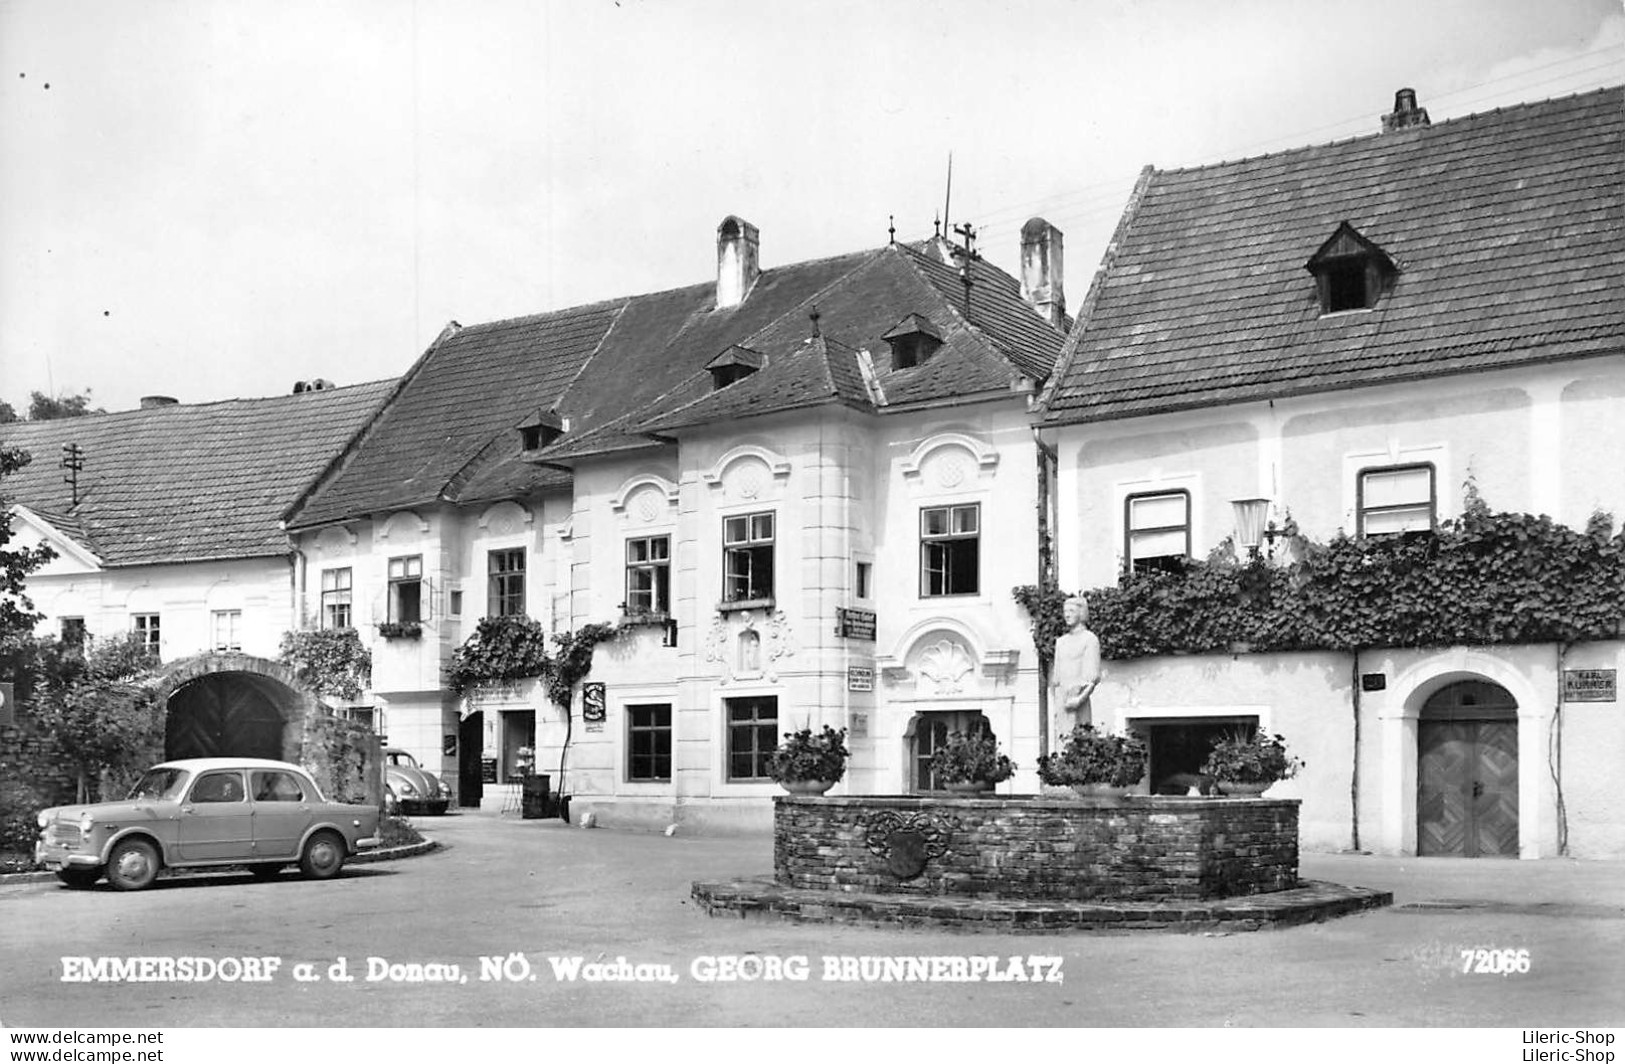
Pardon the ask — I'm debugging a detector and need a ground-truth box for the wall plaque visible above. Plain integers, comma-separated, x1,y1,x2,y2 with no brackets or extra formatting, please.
582,682,607,722
835,607,876,641
1563,669,1616,703
847,666,874,692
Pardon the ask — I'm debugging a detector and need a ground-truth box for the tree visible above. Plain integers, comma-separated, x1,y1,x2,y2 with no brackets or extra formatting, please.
0,400,17,424
30,635,163,803
0,448,55,653
26,390,103,420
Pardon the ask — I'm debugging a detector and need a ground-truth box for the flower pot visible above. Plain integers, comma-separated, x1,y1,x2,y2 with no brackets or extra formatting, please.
1071,783,1132,801
779,779,836,796
943,781,995,795
1218,781,1271,797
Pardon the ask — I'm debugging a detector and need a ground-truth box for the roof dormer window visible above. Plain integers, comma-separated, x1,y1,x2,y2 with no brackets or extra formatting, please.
883,314,944,370
518,410,564,452
706,345,763,391
1306,222,1398,315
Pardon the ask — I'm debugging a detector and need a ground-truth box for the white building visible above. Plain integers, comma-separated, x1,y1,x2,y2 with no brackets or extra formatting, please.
1035,87,1625,858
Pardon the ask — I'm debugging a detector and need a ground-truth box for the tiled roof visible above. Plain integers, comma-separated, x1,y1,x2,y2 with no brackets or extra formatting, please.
293,236,1066,506
1040,87,1625,425
0,382,393,566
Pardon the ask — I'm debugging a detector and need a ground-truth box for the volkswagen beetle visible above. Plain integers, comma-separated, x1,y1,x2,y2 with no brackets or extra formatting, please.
383,748,452,815
34,758,381,891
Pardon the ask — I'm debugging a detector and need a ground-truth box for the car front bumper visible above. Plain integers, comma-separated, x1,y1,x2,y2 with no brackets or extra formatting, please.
35,841,100,871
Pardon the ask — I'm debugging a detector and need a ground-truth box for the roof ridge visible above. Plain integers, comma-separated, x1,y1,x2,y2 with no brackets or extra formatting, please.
1154,83,1623,178
0,378,397,432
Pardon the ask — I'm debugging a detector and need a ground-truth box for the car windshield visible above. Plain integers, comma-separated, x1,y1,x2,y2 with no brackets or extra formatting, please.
389,751,418,768
127,768,190,801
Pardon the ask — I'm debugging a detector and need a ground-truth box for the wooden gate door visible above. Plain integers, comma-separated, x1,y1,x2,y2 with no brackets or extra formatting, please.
1418,719,1519,857
165,676,286,761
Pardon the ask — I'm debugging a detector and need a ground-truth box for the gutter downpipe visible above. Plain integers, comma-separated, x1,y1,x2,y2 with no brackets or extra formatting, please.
1032,426,1059,758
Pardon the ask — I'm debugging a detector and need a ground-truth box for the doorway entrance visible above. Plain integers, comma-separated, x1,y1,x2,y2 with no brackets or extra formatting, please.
459,711,484,808
1140,717,1256,794
909,711,990,792
165,673,290,760
1417,680,1518,858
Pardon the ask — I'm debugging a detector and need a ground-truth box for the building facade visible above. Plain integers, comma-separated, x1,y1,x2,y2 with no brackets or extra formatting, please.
285,218,1071,827
1037,87,1625,858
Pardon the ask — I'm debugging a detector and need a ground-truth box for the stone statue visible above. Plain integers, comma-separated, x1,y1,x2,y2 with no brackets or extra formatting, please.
1049,596,1102,728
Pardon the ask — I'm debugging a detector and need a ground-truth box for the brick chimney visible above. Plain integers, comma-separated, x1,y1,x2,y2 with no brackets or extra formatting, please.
1382,88,1431,132
716,216,760,310
1020,218,1066,327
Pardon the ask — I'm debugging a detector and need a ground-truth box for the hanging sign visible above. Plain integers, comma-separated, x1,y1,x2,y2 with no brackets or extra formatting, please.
835,607,877,641
1562,669,1616,703
582,682,607,722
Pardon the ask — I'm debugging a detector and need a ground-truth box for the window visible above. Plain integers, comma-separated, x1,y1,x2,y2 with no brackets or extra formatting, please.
1125,490,1191,573
252,770,308,803
626,536,671,614
211,610,242,652
1358,463,1435,535
321,568,353,629
723,513,775,603
388,555,423,624
628,703,673,782
1306,222,1397,315
726,696,778,781
131,614,160,653
920,504,980,596
883,314,943,370
855,561,872,600
488,549,526,617
60,617,86,648
190,771,245,804
450,590,463,617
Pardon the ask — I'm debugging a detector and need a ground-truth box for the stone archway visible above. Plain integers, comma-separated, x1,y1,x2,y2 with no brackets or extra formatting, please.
155,654,321,762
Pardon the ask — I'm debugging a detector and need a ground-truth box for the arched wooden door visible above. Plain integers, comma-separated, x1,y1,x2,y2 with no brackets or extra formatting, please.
165,673,289,761
1417,680,1518,857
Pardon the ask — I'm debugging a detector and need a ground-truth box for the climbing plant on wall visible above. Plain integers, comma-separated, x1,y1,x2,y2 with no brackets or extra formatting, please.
1016,497,1625,661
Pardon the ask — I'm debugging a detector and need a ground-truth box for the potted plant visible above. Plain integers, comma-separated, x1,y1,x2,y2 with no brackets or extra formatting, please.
1200,730,1303,796
929,731,1016,794
766,725,849,795
1037,724,1147,799
378,620,422,640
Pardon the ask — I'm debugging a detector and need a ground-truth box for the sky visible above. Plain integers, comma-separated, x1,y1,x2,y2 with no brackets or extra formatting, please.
0,0,1620,414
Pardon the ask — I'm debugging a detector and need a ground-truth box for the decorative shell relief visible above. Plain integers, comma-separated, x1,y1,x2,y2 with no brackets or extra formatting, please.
915,638,976,696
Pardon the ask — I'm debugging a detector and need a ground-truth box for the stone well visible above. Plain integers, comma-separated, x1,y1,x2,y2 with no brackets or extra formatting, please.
774,794,1298,902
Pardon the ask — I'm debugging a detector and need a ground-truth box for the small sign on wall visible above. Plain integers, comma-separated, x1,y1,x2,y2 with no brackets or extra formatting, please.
442,734,458,757
1563,669,1616,703
480,757,498,784
835,607,877,641
847,666,874,692
849,712,868,738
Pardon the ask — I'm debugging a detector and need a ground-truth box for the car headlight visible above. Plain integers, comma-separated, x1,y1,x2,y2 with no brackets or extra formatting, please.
37,810,51,829
397,780,418,796
438,781,452,798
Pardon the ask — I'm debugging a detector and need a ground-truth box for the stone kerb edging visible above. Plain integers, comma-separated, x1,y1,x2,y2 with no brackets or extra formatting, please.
1,835,440,884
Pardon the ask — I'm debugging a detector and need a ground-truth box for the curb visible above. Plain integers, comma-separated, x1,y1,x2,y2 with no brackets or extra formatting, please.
0,836,440,884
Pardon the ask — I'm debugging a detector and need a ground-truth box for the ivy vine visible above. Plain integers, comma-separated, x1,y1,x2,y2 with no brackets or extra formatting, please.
278,627,372,702
446,616,618,706
1016,500,1625,662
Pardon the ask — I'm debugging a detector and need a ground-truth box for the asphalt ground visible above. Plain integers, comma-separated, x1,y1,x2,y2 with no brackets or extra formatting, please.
0,808,1621,1029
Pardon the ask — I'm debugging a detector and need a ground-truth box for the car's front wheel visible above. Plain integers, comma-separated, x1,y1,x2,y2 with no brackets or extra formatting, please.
105,839,160,891
56,868,100,890
299,831,346,880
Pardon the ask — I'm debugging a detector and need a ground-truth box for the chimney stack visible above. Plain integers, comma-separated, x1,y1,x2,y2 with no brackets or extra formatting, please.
139,395,178,409
1020,218,1066,327
716,216,760,310
1382,88,1431,132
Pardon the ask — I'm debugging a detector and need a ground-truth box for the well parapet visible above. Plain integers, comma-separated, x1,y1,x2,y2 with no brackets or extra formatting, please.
774,794,1299,902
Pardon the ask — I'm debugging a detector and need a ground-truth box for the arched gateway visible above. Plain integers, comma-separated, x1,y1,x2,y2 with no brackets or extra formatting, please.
1417,679,1519,858
155,654,321,762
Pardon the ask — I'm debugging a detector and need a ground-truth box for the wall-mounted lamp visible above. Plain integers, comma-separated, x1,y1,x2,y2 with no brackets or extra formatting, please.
1230,497,1280,556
